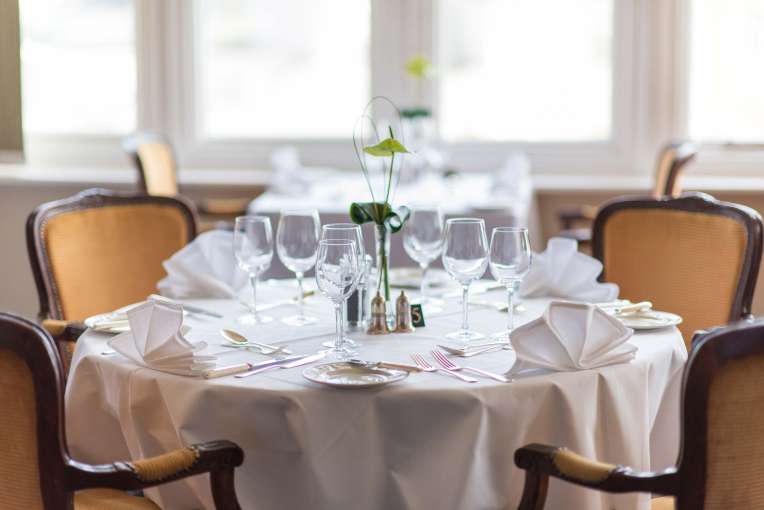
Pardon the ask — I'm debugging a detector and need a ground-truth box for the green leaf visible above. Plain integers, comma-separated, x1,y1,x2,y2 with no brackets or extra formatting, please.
363,138,410,157
385,205,410,233
349,202,410,233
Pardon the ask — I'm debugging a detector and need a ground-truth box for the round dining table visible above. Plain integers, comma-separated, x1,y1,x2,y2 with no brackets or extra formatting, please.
65,282,687,510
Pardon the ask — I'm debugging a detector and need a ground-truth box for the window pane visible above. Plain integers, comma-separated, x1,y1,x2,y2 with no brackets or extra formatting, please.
688,1,764,142
198,0,370,139
20,0,136,135
439,0,613,142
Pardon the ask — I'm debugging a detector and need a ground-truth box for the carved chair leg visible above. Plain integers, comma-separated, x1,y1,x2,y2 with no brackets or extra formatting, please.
210,468,241,510
517,471,549,510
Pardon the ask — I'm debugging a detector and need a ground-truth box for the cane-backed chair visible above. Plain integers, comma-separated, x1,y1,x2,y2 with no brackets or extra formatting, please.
26,189,197,371
558,141,698,246
515,318,764,510
0,311,243,510
122,131,262,223
591,193,763,346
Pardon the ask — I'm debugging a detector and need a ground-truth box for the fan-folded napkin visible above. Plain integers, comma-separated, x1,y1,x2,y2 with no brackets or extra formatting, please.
109,301,216,376
520,237,618,302
508,301,636,375
158,230,247,299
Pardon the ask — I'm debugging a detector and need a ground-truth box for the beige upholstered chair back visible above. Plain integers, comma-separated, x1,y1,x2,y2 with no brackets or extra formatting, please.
651,141,697,199
136,142,179,197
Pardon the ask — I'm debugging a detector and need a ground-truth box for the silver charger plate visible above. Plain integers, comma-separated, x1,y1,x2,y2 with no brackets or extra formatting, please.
618,310,683,330
303,362,408,389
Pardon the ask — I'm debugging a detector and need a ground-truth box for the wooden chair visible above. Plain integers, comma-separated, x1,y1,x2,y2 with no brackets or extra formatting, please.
514,317,764,510
122,131,262,225
0,311,243,509
26,189,197,370
558,141,698,246
592,193,763,346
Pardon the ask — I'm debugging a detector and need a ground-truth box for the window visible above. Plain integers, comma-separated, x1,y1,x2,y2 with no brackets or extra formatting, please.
438,0,614,142
20,0,136,135
196,0,371,139
687,0,764,142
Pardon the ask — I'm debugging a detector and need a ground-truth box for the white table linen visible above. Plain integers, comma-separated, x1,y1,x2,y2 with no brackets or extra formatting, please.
65,284,686,510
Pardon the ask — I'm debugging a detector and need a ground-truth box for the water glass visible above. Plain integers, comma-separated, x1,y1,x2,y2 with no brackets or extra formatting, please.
403,206,444,307
315,240,360,359
276,209,321,326
233,216,274,325
489,227,532,342
442,218,489,342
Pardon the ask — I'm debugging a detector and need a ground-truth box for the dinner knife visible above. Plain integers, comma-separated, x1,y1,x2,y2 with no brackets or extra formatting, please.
235,352,327,378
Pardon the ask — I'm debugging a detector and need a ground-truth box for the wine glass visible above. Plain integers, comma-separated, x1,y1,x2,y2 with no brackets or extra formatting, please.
315,240,360,359
442,218,489,342
489,227,532,343
233,216,274,325
403,206,444,309
320,224,365,347
276,209,321,326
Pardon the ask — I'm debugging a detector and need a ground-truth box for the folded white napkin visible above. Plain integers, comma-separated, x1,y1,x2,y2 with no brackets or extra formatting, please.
520,237,619,302
158,230,248,299
109,301,216,377
270,146,312,195
508,301,636,375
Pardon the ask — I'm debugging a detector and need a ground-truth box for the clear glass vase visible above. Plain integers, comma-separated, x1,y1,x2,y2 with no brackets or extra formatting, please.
374,223,394,324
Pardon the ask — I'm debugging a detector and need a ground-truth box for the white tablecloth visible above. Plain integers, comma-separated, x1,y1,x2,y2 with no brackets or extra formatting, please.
65,285,686,510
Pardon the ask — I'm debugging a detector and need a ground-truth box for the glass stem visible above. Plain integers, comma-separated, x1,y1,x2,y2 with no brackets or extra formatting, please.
507,286,515,336
249,273,259,321
420,262,429,302
334,303,343,351
296,272,305,318
461,283,470,331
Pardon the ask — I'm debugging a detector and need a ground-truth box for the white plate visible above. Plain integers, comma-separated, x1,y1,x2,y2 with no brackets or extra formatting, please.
389,267,452,290
303,362,408,389
84,301,188,334
618,311,683,330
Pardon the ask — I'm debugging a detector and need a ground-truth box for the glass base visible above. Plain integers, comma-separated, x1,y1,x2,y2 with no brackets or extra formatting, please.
237,313,273,325
490,331,514,349
446,329,485,343
325,345,358,360
322,336,361,348
281,314,319,326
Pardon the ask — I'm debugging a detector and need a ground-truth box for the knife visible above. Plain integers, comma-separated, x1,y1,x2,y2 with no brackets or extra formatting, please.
235,351,327,378
148,294,224,319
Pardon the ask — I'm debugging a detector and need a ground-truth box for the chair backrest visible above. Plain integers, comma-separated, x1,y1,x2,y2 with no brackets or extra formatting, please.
0,313,69,510
676,319,764,510
592,193,762,346
122,131,180,197
27,189,197,321
652,141,698,199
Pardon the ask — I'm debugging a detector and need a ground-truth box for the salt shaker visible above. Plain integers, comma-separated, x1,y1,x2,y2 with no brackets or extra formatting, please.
394,291,415,333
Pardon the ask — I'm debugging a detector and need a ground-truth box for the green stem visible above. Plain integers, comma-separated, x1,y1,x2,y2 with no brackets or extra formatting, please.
384,153,395,206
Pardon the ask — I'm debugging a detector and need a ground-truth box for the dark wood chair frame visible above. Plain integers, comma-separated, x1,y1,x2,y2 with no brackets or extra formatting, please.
515,317,764,509
592,192,764,325
0,312,243,510
26,188,198,321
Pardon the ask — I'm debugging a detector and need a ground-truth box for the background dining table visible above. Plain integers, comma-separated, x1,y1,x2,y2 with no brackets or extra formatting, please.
65,283,686,510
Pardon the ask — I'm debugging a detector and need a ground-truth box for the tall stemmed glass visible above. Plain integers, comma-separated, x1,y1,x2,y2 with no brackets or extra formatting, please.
277,209,321,326
403,206,444,308
320,223,365,347
442,218,489,342
234,216,274,325
315,240,360,359
489,227,532,343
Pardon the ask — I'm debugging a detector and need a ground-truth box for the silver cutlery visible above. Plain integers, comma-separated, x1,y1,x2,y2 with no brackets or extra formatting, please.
437,344,504,357
220,329,293,354
235,351,327,378
410,353,478,383
430,349,511,383
348,359,423,372
149,294,224,318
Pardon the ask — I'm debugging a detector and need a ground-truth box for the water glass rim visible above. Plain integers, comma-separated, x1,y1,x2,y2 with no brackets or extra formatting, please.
492,226,528,233
322,223,361,230
234,215,271,224
318,238,357,246
280,208,319,217
445,217,485,225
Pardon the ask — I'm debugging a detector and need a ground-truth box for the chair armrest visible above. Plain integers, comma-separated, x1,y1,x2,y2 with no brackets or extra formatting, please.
198,197,252,216
66,440,244,510
514,444,678,510
42,319,86,342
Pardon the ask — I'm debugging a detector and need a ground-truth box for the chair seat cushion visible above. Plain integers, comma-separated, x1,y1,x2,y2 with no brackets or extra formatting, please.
75,488,160,509
651,496,675,510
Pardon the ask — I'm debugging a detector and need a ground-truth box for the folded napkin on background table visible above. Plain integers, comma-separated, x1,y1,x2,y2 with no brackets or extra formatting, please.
520,237,619,302
158,230,247,299
270,146,311,195
508,301,635,375
109,301,216,376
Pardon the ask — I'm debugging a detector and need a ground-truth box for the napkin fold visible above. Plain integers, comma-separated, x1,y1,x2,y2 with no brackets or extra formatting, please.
520,237,619,302
158,230,248,299
508,301,636,375
109,301,216,376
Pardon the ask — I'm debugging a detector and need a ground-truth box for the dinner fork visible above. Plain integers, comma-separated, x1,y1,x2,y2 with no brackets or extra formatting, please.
410,353,478,383
430,350,511,383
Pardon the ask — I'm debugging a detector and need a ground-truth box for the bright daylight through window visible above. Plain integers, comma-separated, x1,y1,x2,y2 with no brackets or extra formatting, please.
20,0,136,135
438,0,613,142
197,0,371,139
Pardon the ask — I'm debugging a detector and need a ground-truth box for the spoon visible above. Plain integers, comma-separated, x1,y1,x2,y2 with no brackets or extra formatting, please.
220,329,293,355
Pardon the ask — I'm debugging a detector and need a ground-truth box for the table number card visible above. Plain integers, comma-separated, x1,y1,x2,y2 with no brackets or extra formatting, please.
410,304,425,328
